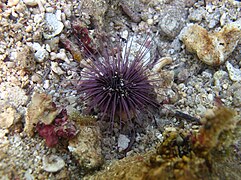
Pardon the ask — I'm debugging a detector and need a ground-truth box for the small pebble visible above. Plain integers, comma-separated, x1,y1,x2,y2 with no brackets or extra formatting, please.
226,61,241,81
42,155,65,172
31,73,42,83
50,49,70,64
7,0,19,7
32,42,42,51
43,80,50,89
117,134,130,152
34,48,49,63
25,26,32,33
207,93,214,101
45,7,55,13
51,62,65,75
222,84,229,90
34,14,44,24
147,18,154,25
43,13,64,39
23,0,38,6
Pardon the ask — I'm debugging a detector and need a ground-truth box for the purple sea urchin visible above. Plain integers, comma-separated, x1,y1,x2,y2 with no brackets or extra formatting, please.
79,36,159,128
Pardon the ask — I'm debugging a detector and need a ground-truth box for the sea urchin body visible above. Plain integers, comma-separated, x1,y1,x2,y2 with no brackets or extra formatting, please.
79,37,159,127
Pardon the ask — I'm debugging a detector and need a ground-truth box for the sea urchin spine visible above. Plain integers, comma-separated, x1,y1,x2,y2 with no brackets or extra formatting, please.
78,37,159,127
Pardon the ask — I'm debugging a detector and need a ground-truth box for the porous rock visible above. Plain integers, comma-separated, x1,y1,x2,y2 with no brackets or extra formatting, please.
85,107,239,180
24,92,58,137
180,19,241,66
0,106,21,129
16,45,36,71
68,117,103,171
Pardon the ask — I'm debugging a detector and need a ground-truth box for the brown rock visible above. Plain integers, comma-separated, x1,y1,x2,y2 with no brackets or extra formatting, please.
0,106,21,129
68,117,103,171
180,20,241,66
24,92,58,136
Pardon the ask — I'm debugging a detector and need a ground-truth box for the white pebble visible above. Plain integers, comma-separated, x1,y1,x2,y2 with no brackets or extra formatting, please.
117,134,130,152
222,83,229,90
226,61,241,81
55,10,62,21
50,52,57,60
156,132,163,141
43,13,64,39
34,14,44,24
57,49,70,63
122,30,129,39
64,20,71,29
34,48,49,62
50,49,70,64
43,80,50,89
45,44,51,52
7,0,19,7
147,18,154,25
51,62,65,75
42,155,65,172
45,7,55,13
207,93,214,101
32,42,42,51
23,0,38,6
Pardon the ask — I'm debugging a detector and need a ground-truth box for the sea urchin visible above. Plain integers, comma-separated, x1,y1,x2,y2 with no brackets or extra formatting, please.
78,37,159,128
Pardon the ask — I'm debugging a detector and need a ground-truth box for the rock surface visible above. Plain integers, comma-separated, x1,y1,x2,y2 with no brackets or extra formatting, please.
180,19,241,66
24,92,58,137
68,117,103,171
